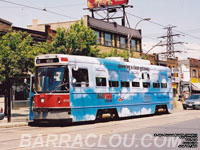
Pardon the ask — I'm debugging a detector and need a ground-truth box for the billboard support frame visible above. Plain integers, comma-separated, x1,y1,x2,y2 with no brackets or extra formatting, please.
84,4,133,27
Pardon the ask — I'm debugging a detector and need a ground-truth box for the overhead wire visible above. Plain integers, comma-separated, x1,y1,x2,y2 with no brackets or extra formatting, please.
1,0,200,50
2,0,200,41
45,3,85,9
0,0,78,20
125,11,200,40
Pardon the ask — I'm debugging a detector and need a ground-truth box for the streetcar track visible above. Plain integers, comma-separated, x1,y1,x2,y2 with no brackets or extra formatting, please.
1,110,200,150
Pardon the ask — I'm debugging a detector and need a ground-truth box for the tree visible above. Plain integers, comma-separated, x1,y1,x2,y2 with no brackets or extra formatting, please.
51,28,68,54
100,48,129,59
0,30,46,122
51,20,99,56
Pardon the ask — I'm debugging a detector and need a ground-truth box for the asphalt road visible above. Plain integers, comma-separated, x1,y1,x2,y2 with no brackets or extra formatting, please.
0,109,199,150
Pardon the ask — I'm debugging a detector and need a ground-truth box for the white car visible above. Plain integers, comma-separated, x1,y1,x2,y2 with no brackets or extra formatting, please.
0,106,4,120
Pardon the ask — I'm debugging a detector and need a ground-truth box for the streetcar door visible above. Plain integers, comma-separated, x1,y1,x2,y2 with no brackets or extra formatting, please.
29,74,35,121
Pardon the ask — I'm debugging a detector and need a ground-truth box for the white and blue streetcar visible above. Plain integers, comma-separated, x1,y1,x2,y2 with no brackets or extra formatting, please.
30,54,173,122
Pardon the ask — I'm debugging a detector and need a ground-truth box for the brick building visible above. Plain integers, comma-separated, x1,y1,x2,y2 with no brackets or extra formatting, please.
178,58,200,97
0,18,12,36
189,58,200,82
0,18,55,42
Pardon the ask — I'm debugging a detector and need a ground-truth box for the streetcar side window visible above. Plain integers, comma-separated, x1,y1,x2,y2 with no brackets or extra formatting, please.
143,82,150,88
121,81,130,87
142,73,144,79
161,83,167,88
96,77,107,86
132,82,140,87
142,73,150,80
160,74,168,88
147,73,150,79
153,83,160,88
72,68,89,87
109,81,119,87
108,70,119,88
120,71,129,88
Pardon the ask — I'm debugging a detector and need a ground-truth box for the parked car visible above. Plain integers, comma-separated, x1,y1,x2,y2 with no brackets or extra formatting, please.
0,105,4,120
183,94,200,110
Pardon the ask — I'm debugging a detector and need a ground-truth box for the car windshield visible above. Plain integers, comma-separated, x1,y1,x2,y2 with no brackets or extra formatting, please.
36,66,69,93
188,95,200,100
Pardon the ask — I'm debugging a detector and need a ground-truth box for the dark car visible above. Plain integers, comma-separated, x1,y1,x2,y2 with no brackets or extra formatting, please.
183,94,200,110
0,105,4,120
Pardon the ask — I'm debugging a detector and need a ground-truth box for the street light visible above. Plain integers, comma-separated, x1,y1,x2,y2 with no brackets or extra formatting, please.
128,18,151,58
134,18,151,29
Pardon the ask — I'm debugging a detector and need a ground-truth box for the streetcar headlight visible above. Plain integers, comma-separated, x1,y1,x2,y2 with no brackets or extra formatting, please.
41,98,45,103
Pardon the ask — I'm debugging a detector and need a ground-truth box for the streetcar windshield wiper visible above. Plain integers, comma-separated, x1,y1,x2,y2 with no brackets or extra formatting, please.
50,82,69,94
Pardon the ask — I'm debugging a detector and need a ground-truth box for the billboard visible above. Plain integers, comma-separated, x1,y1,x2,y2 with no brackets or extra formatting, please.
88,0,128,9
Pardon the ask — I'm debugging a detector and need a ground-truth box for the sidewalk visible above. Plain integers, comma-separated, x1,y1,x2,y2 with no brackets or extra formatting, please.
0,97,29,128
0,107,29,128
173,95,183,110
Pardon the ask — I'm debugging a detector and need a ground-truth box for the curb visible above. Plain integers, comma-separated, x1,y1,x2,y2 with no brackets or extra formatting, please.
0,122,28,128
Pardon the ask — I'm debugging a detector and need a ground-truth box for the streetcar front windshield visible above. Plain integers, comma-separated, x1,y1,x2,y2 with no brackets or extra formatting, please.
36,66,69,93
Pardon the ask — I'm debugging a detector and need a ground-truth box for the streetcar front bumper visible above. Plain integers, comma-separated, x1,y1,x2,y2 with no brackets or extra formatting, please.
33,108,71,120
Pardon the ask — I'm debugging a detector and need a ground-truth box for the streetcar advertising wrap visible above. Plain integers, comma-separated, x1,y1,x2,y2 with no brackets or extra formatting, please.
30,54,173,123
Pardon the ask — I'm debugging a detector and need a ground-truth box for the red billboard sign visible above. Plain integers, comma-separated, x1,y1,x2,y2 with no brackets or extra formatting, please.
88,0,128,9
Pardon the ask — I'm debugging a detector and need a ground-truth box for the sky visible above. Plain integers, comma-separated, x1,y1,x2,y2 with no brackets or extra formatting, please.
0,0,200,60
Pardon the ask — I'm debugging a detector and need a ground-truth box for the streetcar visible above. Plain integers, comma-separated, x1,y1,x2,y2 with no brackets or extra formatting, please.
29,54,173,123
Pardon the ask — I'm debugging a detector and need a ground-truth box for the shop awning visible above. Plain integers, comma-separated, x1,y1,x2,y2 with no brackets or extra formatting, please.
191,83,200,91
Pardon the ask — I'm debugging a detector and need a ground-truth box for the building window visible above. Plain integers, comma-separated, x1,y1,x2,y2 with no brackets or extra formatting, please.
136,40,141,51
72,69,89,87
131,39,137,51
96,77,107,86
94,31,101,44
120,37,126,49
109,81,119,87
192,69,197,78
104,33,112,46
132,82,140,87
153,83,160,88
121,81,130,87
143,82,150,88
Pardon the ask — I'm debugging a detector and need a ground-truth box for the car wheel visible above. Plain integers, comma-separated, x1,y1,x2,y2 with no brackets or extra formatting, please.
193,106,196,110
183,106,187,110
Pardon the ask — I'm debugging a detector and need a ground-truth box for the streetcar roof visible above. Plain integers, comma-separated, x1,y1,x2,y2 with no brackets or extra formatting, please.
35,54,170,72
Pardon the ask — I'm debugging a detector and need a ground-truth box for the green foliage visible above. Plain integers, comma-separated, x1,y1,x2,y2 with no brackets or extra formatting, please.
88,46,100,57
67,20,97,55
0,30,46,84
50,20,98,56
141,54,149,60
51,28,68,54
100,48,129,59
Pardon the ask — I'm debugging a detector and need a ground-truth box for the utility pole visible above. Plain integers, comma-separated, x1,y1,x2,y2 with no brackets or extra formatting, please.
158,26,184,58
128,18,151,58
